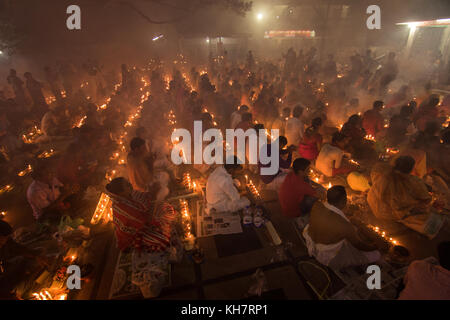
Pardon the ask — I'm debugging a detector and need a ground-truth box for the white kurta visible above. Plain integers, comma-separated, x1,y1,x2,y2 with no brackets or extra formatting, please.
206,166,250,213
285,117,304,146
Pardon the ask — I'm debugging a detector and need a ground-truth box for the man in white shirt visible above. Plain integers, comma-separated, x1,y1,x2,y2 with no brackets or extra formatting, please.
230,105,249,129
315,132,352,177
206,157,250,214
285,105,304,147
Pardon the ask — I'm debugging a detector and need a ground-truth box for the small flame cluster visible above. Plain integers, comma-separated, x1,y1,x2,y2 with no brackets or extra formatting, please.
105,169,117,182
179,199,195,247
0,184,13,195
74,115,87,128
22,126,42,144
17,164,32,177
90,192,113,225
32,289,67,301
308,168,333,189
368,224,399,246
168,109,177,126
45,96,57,105
386,148,399,155
245,175,261,199
365,134,376,142
37,149,55,159
443,116,450,128
183,172,192,190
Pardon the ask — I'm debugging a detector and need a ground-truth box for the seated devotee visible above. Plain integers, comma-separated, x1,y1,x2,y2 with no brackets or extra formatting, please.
127,137,168,200
341,114,375,160
135,126,152,152
40,107,68,139
279,158,319,219
367,156,444,238
414,94,440,132
298,117,323,161
235,112,253,131
398,241,450,300
105,177,178,252
230,104,249,129
303,186,381,270
285,105,304,148
386,105,414,147
432,130,450,182
391,138,427,179
0,109,23,157
57,142,97,187
362,100,384,137
316,132,355,177
0,220,50,299
105,177,179,298
413,121,442,171
259,136,295,191
27,160,79,223
271,107,291,137
205,156,250,214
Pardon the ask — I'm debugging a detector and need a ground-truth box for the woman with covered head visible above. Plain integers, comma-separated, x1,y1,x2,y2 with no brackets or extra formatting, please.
368,156,445,239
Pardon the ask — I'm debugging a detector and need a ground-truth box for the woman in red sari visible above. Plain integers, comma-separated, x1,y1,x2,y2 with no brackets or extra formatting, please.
299,117,323,161
105,177,178,253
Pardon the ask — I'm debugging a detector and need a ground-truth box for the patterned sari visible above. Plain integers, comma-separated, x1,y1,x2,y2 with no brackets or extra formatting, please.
106,190,177,252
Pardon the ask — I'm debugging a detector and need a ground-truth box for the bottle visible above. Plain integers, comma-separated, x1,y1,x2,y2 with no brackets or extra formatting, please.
253,207,264,228
243,206,253,225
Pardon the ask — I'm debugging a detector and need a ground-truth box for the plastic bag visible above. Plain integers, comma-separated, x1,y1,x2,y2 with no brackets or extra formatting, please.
247,268,268,297
131,250,169,298
58,215,84,234
347,171,370,192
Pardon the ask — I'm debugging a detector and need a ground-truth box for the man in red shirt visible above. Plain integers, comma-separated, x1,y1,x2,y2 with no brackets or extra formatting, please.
278,158,318,218
362,100,384,137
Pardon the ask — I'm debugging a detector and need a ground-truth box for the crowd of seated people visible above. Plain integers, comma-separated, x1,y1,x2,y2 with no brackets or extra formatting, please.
0,45,449,300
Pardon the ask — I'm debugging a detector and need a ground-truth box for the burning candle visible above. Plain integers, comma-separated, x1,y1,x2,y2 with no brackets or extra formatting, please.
0,184,13,195
368,224,399,246
179,199,195,249
38,149,55,159
18,164,32,177
247,179,261,199
90,193,112,225
183,173,192,190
